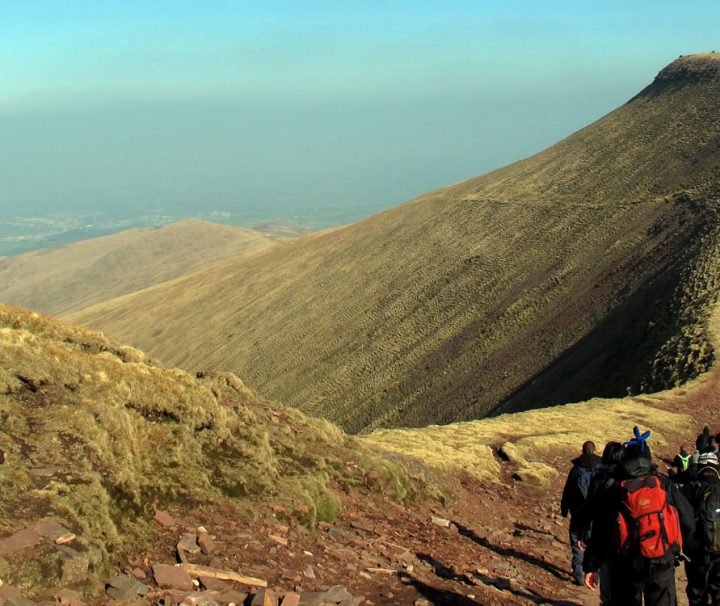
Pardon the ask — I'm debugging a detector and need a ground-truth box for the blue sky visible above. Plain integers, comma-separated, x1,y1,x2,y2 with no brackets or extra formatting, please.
1,1,719,222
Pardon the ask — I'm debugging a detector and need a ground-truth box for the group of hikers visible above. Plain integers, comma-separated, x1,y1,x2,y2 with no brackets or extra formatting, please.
561,426,720,606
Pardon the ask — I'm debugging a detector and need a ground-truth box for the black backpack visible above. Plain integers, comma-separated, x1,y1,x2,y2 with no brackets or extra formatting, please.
699,482,720,553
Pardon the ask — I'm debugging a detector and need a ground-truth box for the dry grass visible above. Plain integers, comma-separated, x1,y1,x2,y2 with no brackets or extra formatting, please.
363,396,692,487
0,305,417,597
0,220,278,316
70,55,720,433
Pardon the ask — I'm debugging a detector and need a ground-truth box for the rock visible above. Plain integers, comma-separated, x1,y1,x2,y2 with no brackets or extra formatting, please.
132,568,147,580
0,529,41,556
5,598,37,606
32,518,70,542
269,534,288,547
56,590,86,606
153,564,194,591
178,533,201,555
198,532,216,555
215,590,248,606
322,586,352,602
106,574,149,600
430,516,450,528
414,599,431,606
302,566,316,579
250,589,278,606
179,592,221,606
280,593,300,606
295,593,331,606
59,549,89,583
0,585,22,605
55,533,76,545
154,510,177,527
199,577,232,592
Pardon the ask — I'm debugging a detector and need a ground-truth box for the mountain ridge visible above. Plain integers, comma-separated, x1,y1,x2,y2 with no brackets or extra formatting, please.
70,54,720,432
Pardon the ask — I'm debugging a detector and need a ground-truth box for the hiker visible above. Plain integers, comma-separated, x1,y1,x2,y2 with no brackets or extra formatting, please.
694,427,715,464
583,427,694,606
682,451,720,606
561,440,601,585
674,445,692,474
671,444,696,485
581,441,624,605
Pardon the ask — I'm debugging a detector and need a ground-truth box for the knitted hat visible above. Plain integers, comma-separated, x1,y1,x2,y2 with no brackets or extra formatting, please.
698,451,719,467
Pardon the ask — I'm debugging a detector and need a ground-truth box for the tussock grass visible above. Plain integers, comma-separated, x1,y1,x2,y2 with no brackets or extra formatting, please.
0,305,416,597
364,397,693,486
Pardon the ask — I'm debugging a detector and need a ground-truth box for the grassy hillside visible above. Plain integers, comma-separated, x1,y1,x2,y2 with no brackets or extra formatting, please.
0,305,414,596
72,54,720,432
0,220,278,316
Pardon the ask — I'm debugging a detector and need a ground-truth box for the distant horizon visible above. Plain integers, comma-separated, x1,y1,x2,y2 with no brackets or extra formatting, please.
2,1,719,243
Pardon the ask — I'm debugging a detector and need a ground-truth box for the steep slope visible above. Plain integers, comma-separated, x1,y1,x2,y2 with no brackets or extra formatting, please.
0,305,415,598
72,54,720,432
0,220,278,316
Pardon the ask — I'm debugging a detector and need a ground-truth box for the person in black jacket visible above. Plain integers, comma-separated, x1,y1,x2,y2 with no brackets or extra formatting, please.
584,431,695,606
581,441,624,605
682,451,720,606
561,440,602,585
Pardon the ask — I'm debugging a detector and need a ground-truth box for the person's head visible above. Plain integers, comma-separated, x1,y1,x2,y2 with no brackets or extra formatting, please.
698,452,720,481
704,426,712,436
680,444,688,456
698,451,719,468
696,433,709,451
582,441,596,456
601,441,624,467
625,441,653,462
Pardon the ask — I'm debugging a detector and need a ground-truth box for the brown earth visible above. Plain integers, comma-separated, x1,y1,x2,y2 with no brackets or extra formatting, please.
4,369,712,605
119,369,717,606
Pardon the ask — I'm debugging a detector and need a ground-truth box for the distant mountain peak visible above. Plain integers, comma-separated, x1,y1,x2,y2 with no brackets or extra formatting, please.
656,52,720,84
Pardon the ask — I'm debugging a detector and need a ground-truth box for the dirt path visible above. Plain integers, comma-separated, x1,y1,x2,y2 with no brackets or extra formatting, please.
117,368,720,605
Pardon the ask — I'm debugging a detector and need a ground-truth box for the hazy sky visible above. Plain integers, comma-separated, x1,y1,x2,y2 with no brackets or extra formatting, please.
1,1,719,224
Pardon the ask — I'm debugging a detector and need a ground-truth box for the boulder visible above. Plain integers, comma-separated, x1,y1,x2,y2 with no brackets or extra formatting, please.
153,564,194,591
106,574,149,600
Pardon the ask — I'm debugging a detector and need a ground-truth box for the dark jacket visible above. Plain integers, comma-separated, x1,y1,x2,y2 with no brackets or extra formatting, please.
583,456,695,575
681,467,720,555
561,453,602,521
580,462,618,542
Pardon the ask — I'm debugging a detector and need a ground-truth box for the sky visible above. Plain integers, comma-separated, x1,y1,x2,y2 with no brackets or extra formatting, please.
1,1,719,226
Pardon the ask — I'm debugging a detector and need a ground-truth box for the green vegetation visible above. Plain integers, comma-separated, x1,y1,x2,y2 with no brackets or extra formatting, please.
0,305,417,597
69,54,720,432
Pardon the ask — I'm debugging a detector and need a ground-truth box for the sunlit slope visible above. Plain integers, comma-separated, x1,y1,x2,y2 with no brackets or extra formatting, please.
0,220,277,316
73,54,720,432
0,305,412,595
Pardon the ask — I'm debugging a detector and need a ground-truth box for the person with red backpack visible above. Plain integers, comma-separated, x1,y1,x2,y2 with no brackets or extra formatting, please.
583,427,694,605
561,440,602,584
681,451,720,605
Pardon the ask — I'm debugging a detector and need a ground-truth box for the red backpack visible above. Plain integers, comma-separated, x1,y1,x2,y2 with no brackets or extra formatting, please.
615,475,682,561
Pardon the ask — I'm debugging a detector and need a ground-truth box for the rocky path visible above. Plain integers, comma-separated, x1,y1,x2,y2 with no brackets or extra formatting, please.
4,369,719,605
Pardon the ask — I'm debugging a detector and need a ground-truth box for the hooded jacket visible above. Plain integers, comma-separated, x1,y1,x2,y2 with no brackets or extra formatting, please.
561,452,602,521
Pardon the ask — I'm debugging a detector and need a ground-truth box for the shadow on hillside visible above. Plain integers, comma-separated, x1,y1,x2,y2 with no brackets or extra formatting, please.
514,522,558,539
408,575,480,606
413,553,579,606
453,522,569,581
